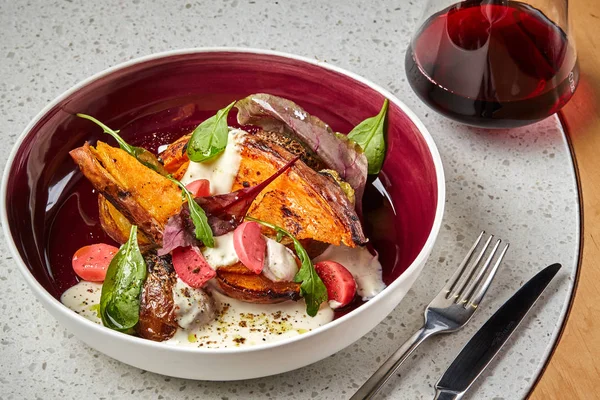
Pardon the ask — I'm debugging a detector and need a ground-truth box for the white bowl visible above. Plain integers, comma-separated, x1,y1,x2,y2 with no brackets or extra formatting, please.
1,48,445,380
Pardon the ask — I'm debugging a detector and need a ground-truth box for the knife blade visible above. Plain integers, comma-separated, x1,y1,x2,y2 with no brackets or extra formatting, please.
434,263,561,400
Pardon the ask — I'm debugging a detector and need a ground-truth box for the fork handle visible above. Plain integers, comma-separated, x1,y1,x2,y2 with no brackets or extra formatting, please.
350,326,439,400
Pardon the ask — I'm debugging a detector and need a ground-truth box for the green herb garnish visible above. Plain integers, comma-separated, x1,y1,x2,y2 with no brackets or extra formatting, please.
76,113,167,175
347,99,388,175
187,101,236,162
245,216,327,317
100,225,147,332
166,176,215,248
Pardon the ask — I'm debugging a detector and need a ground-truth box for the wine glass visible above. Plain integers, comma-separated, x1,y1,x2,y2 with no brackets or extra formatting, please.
405,0,579,128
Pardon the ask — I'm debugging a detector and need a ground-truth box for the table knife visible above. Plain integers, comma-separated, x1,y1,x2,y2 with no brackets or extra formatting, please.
434,263,561,400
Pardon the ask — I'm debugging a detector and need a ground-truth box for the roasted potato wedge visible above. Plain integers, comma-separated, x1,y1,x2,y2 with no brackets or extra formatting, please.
98,194,153,248
216,263,301,304
137,253,178,341
70,141,183,244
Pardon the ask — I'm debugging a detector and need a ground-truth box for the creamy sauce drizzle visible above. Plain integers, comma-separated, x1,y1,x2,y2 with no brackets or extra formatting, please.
201,232,239,268
262,238,298,282
60,281,103,325
60,281,333,348
172,278,216,330
314,245,386,300
166,290,333,348
180,128,246,195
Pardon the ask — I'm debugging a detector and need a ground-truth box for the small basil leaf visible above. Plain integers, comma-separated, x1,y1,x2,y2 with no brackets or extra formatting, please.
347,99,388,175
187,101,236,162
166,176,215,248
245,216,328,317
100,225,147,332
77,113,167,175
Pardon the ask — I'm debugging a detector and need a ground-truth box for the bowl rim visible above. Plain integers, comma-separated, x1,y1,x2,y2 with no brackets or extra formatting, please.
0,47,445,355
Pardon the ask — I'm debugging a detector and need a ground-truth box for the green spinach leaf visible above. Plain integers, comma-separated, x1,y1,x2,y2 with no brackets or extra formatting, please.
245,217,328,317
187,101,236,162
166,176,215,248
100,225,147,332
347,99,388,175
77,113,167,175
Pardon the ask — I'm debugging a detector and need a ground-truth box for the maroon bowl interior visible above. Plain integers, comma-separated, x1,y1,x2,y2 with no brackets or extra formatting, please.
4,51,438,304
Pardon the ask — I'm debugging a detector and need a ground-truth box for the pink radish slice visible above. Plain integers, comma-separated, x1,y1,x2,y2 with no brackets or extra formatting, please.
233,221,267,274
171,246,216,288
72,243,119,282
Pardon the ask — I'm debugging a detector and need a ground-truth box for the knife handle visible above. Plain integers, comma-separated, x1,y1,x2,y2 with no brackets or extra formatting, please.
433,389,463,400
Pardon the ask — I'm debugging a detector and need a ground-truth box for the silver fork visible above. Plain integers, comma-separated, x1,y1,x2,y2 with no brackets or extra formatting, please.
351,231,509,400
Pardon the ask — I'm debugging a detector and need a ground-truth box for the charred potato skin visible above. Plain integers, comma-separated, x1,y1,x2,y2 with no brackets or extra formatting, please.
136,253,179,342
98,194,153,249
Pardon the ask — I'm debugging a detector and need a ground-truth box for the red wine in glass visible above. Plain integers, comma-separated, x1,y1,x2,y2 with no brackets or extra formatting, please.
406,0,579,128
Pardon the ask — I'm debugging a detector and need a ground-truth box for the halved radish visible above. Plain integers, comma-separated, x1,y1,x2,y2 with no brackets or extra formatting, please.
185,179,210,197
72,243,119,282
233,221,266,274
314,261,357,308
171,246,216,288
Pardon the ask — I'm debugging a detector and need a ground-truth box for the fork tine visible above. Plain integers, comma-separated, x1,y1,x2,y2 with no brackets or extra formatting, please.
444,231,485,298
467,242,509,307
460,239,502,306
451,234,494,301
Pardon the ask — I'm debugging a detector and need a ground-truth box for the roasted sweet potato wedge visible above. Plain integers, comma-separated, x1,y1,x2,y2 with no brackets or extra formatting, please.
162,132,366,247
98,194,153,248
216,263,301,304
160,134,190,180
70,141,183,244
235,134,366,247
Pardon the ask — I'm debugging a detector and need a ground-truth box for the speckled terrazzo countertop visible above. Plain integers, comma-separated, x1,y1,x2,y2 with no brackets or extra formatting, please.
0,1,579,399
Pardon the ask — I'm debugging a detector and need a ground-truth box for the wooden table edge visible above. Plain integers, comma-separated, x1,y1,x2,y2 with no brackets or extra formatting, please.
526,112,585,398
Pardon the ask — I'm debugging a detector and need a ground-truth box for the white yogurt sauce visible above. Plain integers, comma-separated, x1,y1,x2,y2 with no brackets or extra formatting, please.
166,290,333,348
201,232,239,268
313,245,386,300
60,281,103,325
180,128,247,195
172,278,216,330
262,238,298,282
